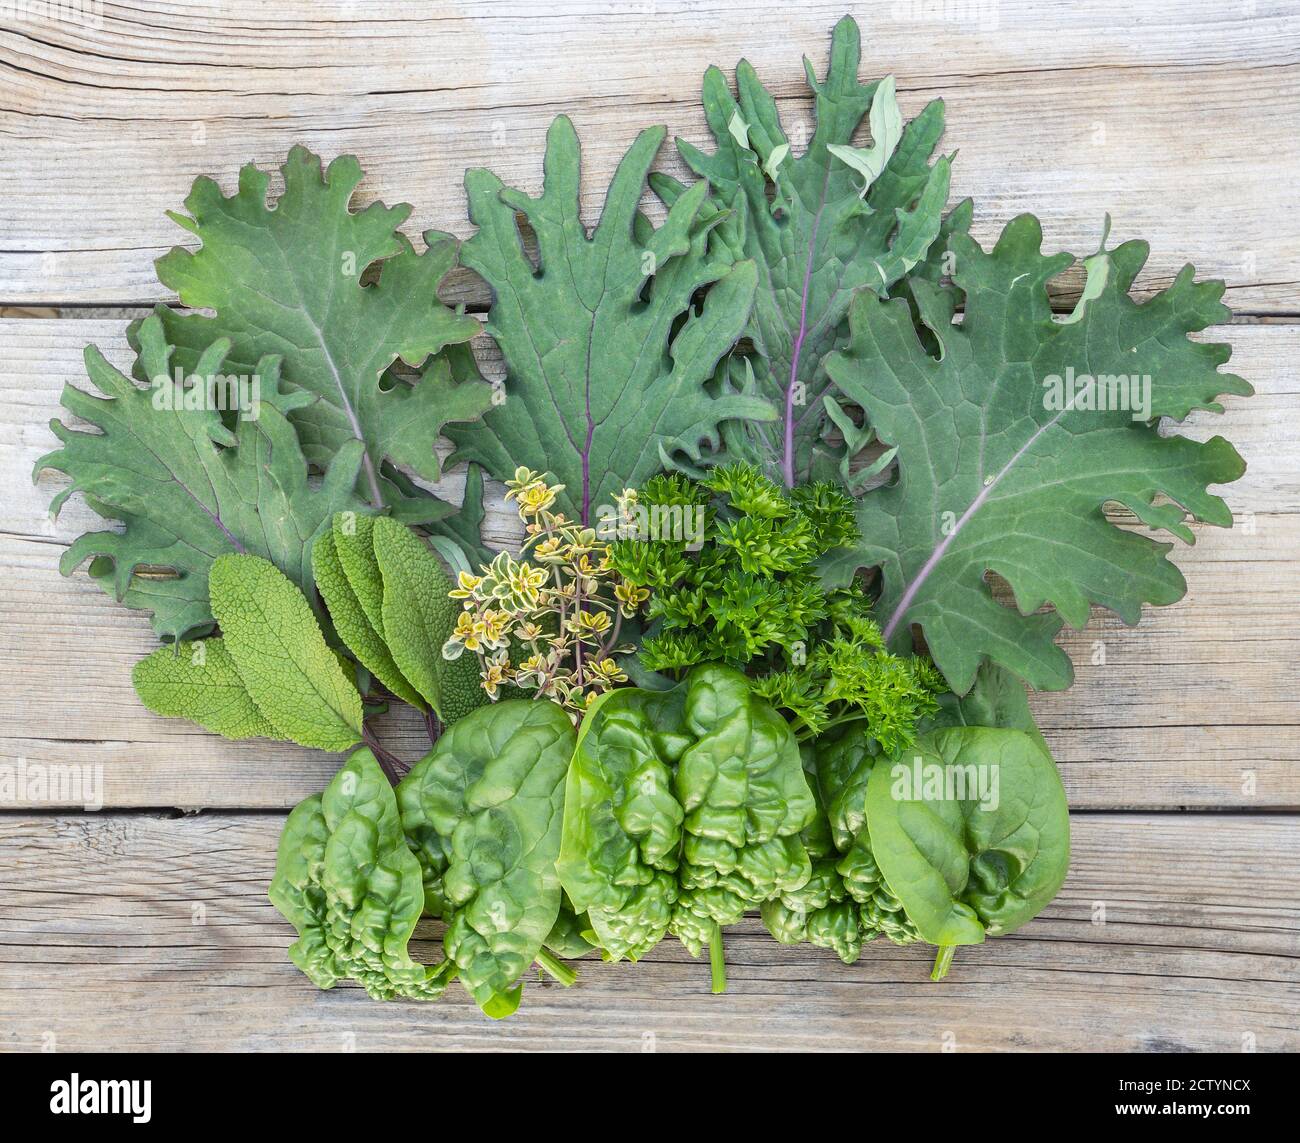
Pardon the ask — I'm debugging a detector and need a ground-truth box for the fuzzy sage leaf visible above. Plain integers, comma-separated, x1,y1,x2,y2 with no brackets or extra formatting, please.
209,553,363,751
133,638,283,741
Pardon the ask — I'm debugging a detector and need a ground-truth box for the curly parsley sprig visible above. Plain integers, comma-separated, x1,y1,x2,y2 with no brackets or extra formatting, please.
609,463,943,747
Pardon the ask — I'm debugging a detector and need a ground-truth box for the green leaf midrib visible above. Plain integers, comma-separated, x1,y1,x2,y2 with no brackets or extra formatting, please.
265,220,383,507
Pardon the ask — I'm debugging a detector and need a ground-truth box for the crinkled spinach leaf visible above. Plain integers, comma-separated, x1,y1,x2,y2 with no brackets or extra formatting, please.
397,700,576,1017
270,748,453,1001
762,728,918,962
557,664,815,966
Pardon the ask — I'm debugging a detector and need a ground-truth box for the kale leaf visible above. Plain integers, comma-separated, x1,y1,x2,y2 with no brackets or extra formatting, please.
823,216,1251,693
446,116,772,523
656,15,954,486
38,316,367,641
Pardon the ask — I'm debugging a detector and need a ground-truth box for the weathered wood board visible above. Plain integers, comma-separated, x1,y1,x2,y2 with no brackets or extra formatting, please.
0,0,1296,1053
1,1,1297,311
0,813,1295,1052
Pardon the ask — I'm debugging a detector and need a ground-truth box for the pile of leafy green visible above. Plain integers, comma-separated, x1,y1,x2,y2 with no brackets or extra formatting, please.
133,533,589,1015
609,463,944,749
39,14,1251,1011
766,664,1069,978
558,664,815,988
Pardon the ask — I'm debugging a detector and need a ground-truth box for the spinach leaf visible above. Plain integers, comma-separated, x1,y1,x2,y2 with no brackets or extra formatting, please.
397,700,576,1017
557,664,816,977
925,660,1049,753
269,748,454,1001
865,725,1070,977
760,744,864,962
761,729,917,962
543,898,599,961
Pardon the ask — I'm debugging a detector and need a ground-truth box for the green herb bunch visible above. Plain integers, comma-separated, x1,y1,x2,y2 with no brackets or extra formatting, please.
608,463,943,750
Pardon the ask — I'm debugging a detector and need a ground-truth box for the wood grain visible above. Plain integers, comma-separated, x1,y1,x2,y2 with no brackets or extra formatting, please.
0,1,1297,1054
0,812,1293,1052
1,2,1297,311
2,317,1292,810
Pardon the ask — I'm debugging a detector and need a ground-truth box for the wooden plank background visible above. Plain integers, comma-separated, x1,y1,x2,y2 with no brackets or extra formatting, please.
0,0,1297,1051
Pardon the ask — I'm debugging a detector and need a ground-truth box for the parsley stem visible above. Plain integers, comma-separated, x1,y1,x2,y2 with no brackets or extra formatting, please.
793,712,869,742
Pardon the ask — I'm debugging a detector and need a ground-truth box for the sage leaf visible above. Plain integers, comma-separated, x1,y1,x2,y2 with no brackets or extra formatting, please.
371,515,486,723
132,638,283,741
313,526,427,711
209,553,363,751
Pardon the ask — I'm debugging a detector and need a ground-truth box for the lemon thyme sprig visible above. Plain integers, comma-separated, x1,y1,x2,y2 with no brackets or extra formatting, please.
441,467,643,718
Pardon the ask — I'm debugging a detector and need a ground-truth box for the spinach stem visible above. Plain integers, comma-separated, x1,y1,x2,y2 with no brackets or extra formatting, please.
930,945,956,981
534,948,577,987
708,923,728,994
